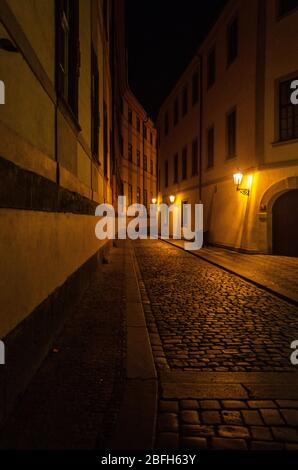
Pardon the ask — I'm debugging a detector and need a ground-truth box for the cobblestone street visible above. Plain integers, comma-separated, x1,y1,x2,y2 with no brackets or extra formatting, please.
134,239,298,450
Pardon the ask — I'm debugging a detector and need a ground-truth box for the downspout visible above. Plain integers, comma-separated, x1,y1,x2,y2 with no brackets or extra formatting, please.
198,53,203,202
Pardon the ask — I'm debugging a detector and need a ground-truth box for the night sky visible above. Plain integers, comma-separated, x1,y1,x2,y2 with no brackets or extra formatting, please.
125,0,228,119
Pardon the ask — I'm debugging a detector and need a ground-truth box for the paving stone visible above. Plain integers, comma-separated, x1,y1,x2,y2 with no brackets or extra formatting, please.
248,400,277,409
276,400,298,408
260,409,285,426
271,427,298,442
241,410,263,426
250,426,273,441
180,399,198,410
159,400,179,413
156,432,179,449
181,425,215,438
280,409,298,426
180,410,200,424
218,425,250,439
285,443,298,450
181,437,207,449
251,441,284,450
201,411,221,425
222,400,247,409
157,413,179,432
200,400,221,410
212,437,247,450
222,410,243,425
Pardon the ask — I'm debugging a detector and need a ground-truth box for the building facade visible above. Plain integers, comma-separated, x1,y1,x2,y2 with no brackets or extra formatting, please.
157,0,298,256
0,0,120,425
120,89,157,209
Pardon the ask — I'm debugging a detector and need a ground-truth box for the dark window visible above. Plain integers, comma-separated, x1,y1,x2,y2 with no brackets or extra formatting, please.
56,0,79,116
103,101,108,175
150,159,153,175
207,47,215,88
174,98,179,126
91,45,99,160
165,160,168,187
143,123,147,139
207,127,214,168
137,186,141,203
182,86,188,116
182,146,187,180
143,154,147,171
279,78,298,141
128,143,132,161
137,150,140,166
226,109,236,158
137,116,140,132
119,135,123,155
173,153,178,183
192,71,199,105
192,138,198,175
128,108,132,124
164,112,169,136
278,0,298,16
128,184,132,205
143,189,148,207
227,16,238,66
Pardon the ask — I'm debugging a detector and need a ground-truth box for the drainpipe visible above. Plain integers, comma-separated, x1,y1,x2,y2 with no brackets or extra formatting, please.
143,115,148,206
197,53,203,203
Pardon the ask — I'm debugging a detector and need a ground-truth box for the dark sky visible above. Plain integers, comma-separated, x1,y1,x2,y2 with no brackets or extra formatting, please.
125,0,228,119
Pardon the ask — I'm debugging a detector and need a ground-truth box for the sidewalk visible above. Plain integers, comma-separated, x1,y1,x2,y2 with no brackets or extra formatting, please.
166,240,298,305
0,240,157,450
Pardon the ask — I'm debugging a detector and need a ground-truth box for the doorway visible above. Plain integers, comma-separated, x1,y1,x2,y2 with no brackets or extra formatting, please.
272,189,298,256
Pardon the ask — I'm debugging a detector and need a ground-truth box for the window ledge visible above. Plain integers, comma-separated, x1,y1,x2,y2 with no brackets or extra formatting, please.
271,138,298,147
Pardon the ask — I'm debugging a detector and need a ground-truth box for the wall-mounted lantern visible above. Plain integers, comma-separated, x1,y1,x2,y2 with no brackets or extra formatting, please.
169,195,175,204
151,198,157,204
233,172,250,196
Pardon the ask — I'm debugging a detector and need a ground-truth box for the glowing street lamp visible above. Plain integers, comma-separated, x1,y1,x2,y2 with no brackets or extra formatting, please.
169,195,175,204
233,171,250,196
151,198,157,204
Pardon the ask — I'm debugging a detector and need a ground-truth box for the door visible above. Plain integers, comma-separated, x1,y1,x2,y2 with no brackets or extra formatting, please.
272,189,298,256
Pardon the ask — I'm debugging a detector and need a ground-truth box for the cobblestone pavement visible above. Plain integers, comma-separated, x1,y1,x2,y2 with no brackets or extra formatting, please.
168,239,298,303
0,243,126,449
134,239,298,450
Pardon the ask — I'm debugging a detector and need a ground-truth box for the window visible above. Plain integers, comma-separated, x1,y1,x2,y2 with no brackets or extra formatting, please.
182,86,188,116
103,101,108,176
128,184,132,205
143,189,148,207
173,153,178,183
91,45,99,160
227,16,238,66
226,109,236,158
137,150,140,166
192,138,198,175
278,0,298,17
56,0,79,116
128,143,133,161
150,159,153,175
137,116,140,132
207,47,215,88
279,78,298,141
192,71,199,105
165,160,168,187
182,147,187,180
143,123,147,139
119,135,123,155
207,127,214,168
164,112,169,136
174,98,179,126
137,186,141,203
128,108,132,124
143,154,147,171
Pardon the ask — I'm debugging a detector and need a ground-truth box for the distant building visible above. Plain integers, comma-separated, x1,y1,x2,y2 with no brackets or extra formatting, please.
157,0,298,256
120,89,157,209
